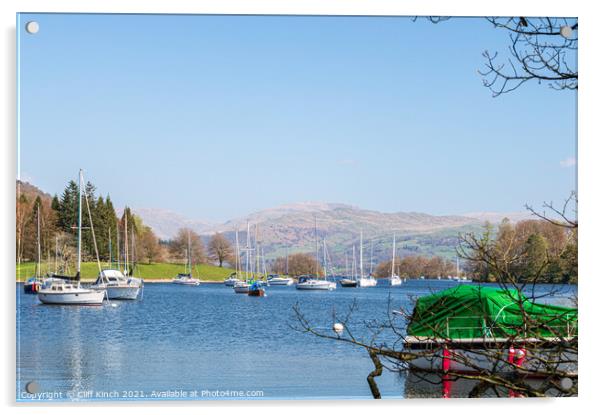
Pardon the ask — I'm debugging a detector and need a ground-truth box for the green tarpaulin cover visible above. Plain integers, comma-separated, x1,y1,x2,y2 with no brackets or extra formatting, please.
406,285,578,339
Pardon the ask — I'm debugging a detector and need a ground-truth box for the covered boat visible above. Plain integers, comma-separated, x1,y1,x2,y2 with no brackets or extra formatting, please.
403,285,577,376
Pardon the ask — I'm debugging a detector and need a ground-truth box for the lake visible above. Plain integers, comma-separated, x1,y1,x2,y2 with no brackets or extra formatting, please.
16,280,576,401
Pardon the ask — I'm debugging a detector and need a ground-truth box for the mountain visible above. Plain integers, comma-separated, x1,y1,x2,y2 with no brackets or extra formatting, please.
120,207,215,240
461,211,536,223
16,180,53,204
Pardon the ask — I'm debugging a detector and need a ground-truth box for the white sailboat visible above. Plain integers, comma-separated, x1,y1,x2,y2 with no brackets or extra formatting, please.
233,222,253,293
268,247,294,285
224,229,242,286
172,230,200,285
92,213,142,299
357,231,377,287
339,246,358,287
296,218,336,291
389,234,402,286
38,170,106,305
24,203,44,293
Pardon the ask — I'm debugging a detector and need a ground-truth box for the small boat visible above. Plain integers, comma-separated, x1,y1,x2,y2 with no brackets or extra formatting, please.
402,285,578,375
357,231,377,287
224,273,240,286
24,276,42,293
296,276,336,290
247,281,265,297
267,274,294,286
389,235,402,286
172,273,200,286
339,278,358,288
37,170,106,306
38,276,105,305
233,280,250,294
24,204,44,294
172,231,200,286
91,269,142,300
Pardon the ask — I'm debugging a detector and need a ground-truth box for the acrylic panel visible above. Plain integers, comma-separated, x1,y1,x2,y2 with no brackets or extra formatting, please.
16,13,578,401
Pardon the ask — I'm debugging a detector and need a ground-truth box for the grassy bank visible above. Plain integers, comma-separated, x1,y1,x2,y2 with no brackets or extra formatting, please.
16,262,235,282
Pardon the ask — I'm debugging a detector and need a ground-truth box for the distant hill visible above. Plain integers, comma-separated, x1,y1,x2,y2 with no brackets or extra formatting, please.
18,180,531,266
16,180,53,204
123,207,214,240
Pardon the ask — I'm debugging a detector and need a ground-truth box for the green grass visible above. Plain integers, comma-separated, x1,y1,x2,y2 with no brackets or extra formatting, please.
16,262,235,282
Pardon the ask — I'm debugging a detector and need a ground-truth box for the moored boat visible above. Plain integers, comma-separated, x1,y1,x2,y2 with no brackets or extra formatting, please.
267,274,294,286
402,285,578,375
92,269,142,299
37,170,107,306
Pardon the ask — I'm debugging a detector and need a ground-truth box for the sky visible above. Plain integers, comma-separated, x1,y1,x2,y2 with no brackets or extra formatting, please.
17,14,577,222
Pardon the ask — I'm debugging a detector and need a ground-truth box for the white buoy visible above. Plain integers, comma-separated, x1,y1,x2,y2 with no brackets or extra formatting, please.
560,25,573,40
333,323,344,334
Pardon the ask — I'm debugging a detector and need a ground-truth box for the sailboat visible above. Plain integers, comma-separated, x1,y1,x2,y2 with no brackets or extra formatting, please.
357,231,377,287
267,247,294,285
339,246,358,287
296,218,336,291
91,216,143,299
172,230,200,285
233,222,253,293
224,230,242,286
24,203,43,293
37,170,106,305
389,234,402,286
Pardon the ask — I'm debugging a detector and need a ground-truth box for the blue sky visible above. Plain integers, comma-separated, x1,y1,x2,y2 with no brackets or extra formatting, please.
18,14,577,221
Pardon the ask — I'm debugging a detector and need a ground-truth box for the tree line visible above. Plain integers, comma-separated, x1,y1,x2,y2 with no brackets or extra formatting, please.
16,180,239,272
462,218,577,284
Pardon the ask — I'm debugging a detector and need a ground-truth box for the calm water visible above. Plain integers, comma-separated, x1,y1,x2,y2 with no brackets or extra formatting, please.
16,280,576,401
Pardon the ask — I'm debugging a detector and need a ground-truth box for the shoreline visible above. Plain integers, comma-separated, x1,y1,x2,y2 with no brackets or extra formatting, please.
15,279,226,284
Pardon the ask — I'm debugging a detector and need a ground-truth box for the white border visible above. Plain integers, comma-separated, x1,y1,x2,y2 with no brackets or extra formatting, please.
2,1,600,415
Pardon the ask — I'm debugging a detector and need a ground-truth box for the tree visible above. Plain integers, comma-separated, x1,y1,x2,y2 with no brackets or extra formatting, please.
208,232,233,267
272,253,322,276
169,228,206,265
480,17,577,97
138,226,163,264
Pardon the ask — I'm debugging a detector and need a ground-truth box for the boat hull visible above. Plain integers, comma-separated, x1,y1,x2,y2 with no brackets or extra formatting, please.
358,278,378,287
404,339,577,376
106,286,141,300
296,281,336,291
233,284,250,294
172,279,200,286
268,278,294,286
224,279,239,287
248,289,265,297
339,279,358,288
38,290,105,305
24,282,41,294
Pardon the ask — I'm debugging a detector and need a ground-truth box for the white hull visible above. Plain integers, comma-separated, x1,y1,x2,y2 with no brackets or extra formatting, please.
389,277,402,286
38,289,105,305
268,278,294,286
106,285,140,300
233,284,250,294
296,280,336,290
224,278,240,286
358,277,378,287
172,278,200,286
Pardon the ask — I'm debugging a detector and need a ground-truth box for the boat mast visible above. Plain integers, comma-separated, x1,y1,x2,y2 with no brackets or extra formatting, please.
351,245,357,281
322,238,328,280
255,224,260,279
36,203,41,278
359,231,364,279
54,234,58,274
345,251,349,277
285,247,289,275
235,229,240,276
187,230,191,275
108,227,112,268
77,169,83,283
314,216,319,278
116,221,121,271
245,221,250,281
391,234,396,279
124,212,129,276
370,239,374,276
131,227,136,277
